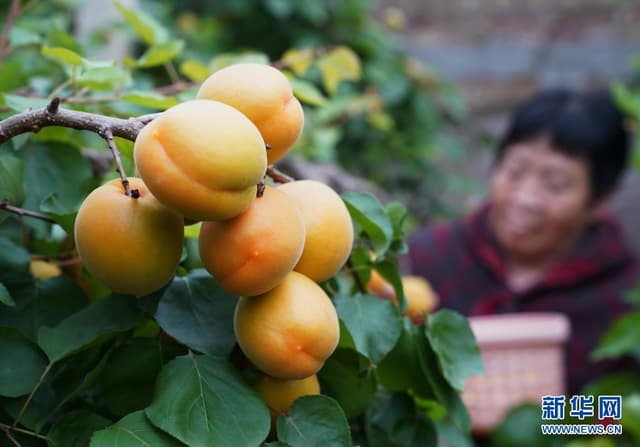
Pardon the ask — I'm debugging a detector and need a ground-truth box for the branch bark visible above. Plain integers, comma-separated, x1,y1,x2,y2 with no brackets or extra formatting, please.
0,99,159,144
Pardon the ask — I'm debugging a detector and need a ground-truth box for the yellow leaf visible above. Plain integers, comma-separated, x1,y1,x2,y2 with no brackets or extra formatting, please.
317,46,362,95
179,60,210,82
281,48,314,76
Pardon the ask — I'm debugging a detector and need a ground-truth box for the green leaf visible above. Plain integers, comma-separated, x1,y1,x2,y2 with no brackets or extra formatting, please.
145,355,270,447
416,327,471,433
622,394,640,443
20,142,93,227
425,310,483,391
37,294,142,362
318,348,376,418
41,46,83,66
592,311,640,360
0,327,48,397
317,46,362,95
114,1,169,45
76,66,130,91
276,395,351,447
0,275,87,342
366,392,437,447
48,410,112,447
2,94,50,112
122,91,178,109
0,155,25,221
491,404,546,447
376,320,433,397
373,258,407,312
290,78,327,106
91,411,184,447
0,283,15,307
101,338,162,416
179,60,210,82
39,193,77,234
136,40,185,68
0,246,27,279
334,293,401,364
341,192,393,256
154,269,237,357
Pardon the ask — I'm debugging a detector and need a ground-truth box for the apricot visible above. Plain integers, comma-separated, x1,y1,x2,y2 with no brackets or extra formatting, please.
134,99,267,222
254,374,320,421
277,180,353,282
197,63,304,164
366,269,395,300
30,260,62,280
234,271,339,379
402,276,439,324
74,178,184,297
198,186,305,297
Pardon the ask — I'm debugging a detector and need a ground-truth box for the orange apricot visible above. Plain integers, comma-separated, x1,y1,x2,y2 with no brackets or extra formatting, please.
134,99,267,221
277,180,354,282
234,271,339,379
254,374,320,422
74,178,183,297
197,63,304,164
198,186,305,297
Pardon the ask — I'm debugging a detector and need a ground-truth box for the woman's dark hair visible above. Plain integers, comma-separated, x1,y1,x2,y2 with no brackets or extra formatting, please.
496,88,631,203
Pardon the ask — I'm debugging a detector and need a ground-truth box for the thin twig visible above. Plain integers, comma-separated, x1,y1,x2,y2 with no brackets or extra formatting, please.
3,428,21,447
266,165,294,183
0,0,21,60
12,363,53,429
102,129,134,197
0,200,55,223
0,423,47,442
155,81,198,95
0,97,159,144
164,62,181,85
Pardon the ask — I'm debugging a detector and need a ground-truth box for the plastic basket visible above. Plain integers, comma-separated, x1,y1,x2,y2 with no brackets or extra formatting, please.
461,312,571,434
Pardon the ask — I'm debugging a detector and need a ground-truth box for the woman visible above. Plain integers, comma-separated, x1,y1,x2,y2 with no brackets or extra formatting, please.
407,88,639,394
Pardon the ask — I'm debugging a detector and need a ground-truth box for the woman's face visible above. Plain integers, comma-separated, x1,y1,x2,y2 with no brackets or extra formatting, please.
489,136,593,263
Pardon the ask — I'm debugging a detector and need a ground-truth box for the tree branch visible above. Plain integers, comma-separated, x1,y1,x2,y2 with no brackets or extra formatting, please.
102,129,137,197
0,200,55,223
0,98,159,144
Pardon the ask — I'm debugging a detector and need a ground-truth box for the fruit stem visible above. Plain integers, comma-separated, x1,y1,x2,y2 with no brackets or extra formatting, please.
102,129,136,198
256,181,266,197
266,165,294,183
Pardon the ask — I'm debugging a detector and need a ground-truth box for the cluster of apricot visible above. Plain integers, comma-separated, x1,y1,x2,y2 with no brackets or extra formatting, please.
73,63,354,420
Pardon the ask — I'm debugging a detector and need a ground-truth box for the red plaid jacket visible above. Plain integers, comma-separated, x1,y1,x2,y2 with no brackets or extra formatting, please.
407,205,640,394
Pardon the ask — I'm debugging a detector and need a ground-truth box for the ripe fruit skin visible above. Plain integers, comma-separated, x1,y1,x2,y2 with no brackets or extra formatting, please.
234,271,339,379
74,178,184,297
30,260,62,280
366,269,395,300
199,186,305,297
402,275,438,324
254,374,320,421
278,180,354,282
134,99,267,222
197,63,304,164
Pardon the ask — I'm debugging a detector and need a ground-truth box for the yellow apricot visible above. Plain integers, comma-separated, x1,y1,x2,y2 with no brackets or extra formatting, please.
197,63,304,164
234,271,339,379
278,180,354,282
198,186,305,296
134,100,267,221
74,178,184,297
366,269,395,300
401,275,439,324
29,260,62,280
254,374,320,421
